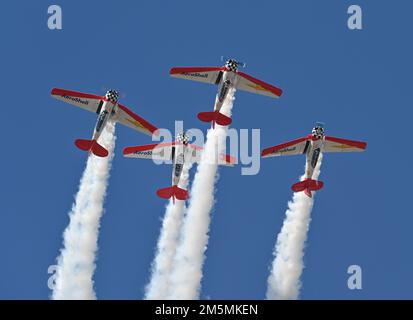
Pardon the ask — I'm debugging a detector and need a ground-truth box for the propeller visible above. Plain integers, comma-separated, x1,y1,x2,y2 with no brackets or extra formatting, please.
101,85,127,99
221,56,247,68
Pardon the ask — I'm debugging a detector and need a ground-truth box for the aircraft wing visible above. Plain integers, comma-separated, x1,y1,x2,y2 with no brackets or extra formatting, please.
51,88,103,113
170,67,226,85
123,142,176,161
262,137,310,158
124,142,236,166
116,103,158,137
235,72,283,98
186,144,236,166
323,136,367,153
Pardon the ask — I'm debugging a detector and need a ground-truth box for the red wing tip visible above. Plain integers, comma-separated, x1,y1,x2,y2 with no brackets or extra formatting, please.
123,147,134,155
261,148,272,157
266,86,283,97
51,87,62,95
325,136,368,150
170,67,180,74
122,145,151,155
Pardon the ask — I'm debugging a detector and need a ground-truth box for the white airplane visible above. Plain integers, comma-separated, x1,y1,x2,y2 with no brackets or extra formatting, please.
170,58,283,128
123,133,235,202
261,123,367,197
51,88,158,157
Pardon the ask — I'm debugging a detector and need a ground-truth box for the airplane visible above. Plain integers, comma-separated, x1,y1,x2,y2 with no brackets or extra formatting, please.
51,88,158,157
261,123,367,198
123,133,235,203
170,57,283,128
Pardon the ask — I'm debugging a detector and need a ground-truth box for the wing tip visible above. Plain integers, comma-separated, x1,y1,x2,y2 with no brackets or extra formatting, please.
261,148,273,157
122,146,135,155
117,103,159,136
359,142,368,150
325,136,368,150
237,71,283,98
50,87,61,96
170,67,179,75
275,87,283,97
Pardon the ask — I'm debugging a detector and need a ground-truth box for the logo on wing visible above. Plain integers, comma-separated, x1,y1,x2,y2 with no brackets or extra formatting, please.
280,147,296,153
183,72,208,78
62,95,89,105
136,151,152,156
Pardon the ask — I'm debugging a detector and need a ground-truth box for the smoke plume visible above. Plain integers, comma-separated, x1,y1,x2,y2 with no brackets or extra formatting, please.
168,89,236,299
266,155,323,300
52,122,116,300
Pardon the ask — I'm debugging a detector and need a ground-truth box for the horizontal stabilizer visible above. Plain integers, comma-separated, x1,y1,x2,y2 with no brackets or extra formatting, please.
291,178,324,198
156,185,189,202
197,111,232,127
75,139,108,157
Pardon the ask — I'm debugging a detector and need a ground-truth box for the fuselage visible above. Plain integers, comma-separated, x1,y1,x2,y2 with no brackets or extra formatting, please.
92,90,119,141
171,141,189,187
213,60,239,113
304,124,325,179
304,137,324,180
214,71,237,112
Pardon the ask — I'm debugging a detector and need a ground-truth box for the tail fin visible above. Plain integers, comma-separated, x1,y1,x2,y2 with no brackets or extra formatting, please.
197,111,232,128
75,139,109,157
156,185,189,203
291,178,324,198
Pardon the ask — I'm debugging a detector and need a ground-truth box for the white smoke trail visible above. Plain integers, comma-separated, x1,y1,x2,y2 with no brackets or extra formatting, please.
145,162,193,300
168,89,236,300
266,155,323,300
52,121,116,300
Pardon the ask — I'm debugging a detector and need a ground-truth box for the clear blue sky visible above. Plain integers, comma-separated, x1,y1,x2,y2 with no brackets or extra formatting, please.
0,0,412,299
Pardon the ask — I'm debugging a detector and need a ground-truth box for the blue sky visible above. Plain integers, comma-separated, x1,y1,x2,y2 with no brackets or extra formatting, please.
0,0,412,299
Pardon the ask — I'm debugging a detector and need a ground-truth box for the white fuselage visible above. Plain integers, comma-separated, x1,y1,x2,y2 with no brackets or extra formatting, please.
171,144,188,187
304,138,324,179
92,100,116,141
213,70,237,112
